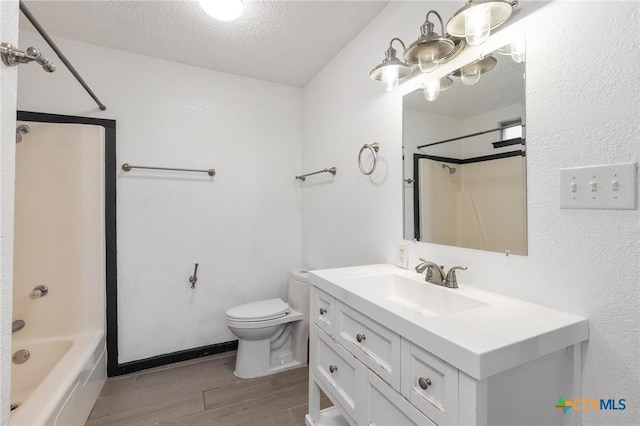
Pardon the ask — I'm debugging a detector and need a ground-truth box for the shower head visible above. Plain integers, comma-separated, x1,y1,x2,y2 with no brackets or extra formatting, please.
16,124,30,143
442,163,456,174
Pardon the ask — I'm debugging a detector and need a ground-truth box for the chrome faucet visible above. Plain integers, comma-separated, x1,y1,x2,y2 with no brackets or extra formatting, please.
416,258,446,285
416,258,467,288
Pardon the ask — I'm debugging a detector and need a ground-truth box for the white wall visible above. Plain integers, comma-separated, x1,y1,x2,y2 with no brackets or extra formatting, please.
302,1,639,425
0,0,19,422
17,31,303,363
13,122,105,337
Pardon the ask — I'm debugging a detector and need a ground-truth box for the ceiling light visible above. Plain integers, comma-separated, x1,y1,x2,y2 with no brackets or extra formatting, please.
452,55,497,86
422,77,453,102
199,0,243,22
403,11,455,73
446,1,518,46
369,38,413,92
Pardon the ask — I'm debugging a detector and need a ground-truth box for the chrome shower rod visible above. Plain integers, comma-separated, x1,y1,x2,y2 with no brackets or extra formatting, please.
418,123,526,149
295,167,337,182
122,163,216,176
19,1,107,111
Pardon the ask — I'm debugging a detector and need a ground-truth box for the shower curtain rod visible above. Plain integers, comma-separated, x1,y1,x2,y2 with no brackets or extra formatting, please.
417,123,525,149
19,1,107,111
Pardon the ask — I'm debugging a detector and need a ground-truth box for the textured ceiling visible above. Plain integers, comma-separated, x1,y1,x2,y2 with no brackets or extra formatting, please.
19,0,388,87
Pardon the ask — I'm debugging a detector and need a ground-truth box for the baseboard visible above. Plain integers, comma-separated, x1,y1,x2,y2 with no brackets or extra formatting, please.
110,340,238,376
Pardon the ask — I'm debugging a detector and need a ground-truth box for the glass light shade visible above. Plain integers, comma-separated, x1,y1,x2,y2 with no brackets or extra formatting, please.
381,66,400,92
510,39,525,63
461,67,481,86
199,0,243,21
418,50,439,73
422,79,441,102
464,5,491,46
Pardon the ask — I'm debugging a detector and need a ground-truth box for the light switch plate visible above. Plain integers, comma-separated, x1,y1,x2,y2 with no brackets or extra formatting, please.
396,244,409,269
560,162,637,209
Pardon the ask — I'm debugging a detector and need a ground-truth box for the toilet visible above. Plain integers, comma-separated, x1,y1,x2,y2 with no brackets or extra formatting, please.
226,269,310,379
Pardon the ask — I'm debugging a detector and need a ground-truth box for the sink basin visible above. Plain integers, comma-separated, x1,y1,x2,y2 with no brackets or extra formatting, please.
344,274,488,317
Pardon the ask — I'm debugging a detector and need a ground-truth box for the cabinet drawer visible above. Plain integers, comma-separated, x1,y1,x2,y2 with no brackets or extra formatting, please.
314,326,360,421
364,369,436,426
401,341,458,425
335,301,401,390
313,288,335,337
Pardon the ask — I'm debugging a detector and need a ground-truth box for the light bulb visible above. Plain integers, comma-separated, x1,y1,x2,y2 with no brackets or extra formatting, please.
199,0,243,22
381,66,400,92
422,80,441,102
510,39,525,63
461,67,481,86
418,50,438,73
464,5,490,46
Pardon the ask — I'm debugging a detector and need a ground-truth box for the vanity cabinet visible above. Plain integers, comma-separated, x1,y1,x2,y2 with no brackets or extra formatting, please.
307,265,588,426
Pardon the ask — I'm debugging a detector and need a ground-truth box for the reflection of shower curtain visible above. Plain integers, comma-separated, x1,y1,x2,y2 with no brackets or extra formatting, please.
418,155,526,254
456,191,485,248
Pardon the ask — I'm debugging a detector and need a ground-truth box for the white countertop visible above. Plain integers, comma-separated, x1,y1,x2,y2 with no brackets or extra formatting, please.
310,264,589,380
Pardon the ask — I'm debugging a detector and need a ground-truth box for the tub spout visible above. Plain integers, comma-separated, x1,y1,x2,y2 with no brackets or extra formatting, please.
12,320,25,333
29,284,48,299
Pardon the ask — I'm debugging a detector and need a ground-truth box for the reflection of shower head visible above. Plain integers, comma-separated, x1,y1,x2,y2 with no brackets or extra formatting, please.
442,164,456,174
16,124,30,143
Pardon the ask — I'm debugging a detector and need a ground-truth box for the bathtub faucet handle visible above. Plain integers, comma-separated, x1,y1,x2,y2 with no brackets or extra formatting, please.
29,284,48,299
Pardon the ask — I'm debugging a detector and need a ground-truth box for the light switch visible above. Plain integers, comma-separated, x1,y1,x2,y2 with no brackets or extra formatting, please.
560,162,637,210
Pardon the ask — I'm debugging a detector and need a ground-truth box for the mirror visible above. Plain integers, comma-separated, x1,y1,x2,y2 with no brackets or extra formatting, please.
403,43,527,255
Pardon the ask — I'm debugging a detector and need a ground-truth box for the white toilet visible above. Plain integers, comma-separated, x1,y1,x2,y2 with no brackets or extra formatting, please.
226,269,310,378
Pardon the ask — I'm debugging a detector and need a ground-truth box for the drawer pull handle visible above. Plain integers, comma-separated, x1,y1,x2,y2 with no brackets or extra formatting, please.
418,377,432,390
319,308,327,315
329,365,338,373
356,333,366,343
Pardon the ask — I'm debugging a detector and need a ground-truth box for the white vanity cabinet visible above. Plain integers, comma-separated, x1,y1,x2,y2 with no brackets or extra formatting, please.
306,264,589,426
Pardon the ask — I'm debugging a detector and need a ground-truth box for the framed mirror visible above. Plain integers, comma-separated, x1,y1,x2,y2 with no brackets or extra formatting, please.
403,42,527,255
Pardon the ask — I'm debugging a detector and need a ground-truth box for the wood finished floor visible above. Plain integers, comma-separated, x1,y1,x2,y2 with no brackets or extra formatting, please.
86,351,332,426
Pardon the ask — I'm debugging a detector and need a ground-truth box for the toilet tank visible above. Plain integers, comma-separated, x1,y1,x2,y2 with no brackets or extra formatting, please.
287,269,310,315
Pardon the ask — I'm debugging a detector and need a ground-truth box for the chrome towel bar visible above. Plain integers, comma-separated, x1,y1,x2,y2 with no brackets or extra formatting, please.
122,163,215,176
296,167,337,182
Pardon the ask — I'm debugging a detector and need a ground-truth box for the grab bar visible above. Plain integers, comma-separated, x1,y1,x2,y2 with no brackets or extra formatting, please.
122,163,216,177
296,167,337,182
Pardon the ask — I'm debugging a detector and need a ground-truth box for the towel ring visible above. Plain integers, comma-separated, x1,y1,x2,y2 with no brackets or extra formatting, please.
358,142,379,175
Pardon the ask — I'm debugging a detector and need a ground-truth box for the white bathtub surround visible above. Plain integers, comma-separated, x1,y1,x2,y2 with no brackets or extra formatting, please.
302,1,639,424
10,119,107,424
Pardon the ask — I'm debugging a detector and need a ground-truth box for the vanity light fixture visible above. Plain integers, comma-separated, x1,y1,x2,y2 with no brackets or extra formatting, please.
446,0,518,46
369,38,413,92
403,11,455,73
452,55,497,86
199,0,243,22
422,77,453,102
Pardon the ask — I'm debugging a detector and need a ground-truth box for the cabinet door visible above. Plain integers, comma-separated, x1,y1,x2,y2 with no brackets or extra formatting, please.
313,287,335,337
364,369,437,426
314,326,362,422
401,340,459,426
335,301,401,390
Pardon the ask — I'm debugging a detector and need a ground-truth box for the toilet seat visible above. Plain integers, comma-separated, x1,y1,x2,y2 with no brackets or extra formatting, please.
226,298,291,322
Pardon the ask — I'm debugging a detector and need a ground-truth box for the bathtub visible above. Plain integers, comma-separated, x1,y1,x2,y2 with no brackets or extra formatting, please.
10,331,106,426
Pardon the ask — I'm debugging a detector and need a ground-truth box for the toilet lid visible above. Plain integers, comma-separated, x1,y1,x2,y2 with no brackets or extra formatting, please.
226,298,291,322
